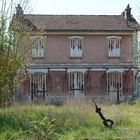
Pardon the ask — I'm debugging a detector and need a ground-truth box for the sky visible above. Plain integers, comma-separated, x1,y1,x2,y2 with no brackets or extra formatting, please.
30,0,140,21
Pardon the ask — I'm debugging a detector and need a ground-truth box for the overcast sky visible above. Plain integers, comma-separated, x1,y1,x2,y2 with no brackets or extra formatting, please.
29,0,140,21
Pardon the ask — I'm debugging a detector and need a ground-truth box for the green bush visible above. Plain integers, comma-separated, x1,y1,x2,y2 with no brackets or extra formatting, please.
28,117,57,140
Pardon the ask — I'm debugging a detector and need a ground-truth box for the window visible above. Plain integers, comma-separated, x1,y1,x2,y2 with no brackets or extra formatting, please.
69,36,83,57
69,72,84,96
107,36,121,57
31,36,46,58
30,73,47,100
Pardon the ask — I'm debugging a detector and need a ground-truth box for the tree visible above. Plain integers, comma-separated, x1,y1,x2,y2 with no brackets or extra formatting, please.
0,0,31,107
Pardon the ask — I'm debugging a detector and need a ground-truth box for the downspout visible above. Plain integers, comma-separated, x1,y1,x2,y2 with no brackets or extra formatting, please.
105,68,109,102
85,67,91,95
135,68,140,98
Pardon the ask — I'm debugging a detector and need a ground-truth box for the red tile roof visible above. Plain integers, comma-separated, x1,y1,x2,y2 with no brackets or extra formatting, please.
12,14,140,32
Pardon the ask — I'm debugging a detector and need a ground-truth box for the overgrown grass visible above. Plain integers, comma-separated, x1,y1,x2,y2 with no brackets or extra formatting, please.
0,99,140,140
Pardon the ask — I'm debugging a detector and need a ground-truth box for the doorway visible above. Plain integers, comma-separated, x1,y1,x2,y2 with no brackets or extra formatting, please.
69,72,84,97
107,72,123,103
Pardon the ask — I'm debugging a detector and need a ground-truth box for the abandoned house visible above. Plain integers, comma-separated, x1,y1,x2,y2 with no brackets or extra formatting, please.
11,4,140,103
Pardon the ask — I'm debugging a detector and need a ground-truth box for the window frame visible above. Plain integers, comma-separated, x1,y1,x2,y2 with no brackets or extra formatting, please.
69,36,84,58
31,36,46,58
107,36,121,58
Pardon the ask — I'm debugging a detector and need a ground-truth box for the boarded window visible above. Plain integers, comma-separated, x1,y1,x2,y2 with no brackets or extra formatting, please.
69,37,83,57
107,36,121,57
30,73,47,100
107,72,123,92
31,36,46,58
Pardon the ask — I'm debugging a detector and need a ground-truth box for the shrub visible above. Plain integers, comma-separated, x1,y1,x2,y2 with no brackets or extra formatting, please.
28,116,58,140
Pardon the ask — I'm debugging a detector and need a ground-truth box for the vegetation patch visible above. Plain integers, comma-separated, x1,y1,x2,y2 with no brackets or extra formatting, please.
0,100,140,140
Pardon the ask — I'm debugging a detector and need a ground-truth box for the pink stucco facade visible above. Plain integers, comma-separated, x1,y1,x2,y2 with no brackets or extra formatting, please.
27,34,133,64
17,32,137,103
13,4,140,103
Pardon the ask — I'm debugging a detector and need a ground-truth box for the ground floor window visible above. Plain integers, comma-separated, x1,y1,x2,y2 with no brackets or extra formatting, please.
69,72,84,97
107,72,123,92
30,73,47,100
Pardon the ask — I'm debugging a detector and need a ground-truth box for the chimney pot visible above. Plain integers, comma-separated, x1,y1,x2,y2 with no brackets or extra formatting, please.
124,4,132,20
16,4,23,17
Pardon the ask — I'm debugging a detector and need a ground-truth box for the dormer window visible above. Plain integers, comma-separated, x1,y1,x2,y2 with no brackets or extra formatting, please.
69,36,83,58
107,36,121,57
31,36,46,58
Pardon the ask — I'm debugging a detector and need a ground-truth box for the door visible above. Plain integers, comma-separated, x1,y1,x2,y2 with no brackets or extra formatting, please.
69,72,84,97
107,72,124,103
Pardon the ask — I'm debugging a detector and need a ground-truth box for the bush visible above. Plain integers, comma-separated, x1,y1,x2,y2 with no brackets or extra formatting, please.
28,117,57,140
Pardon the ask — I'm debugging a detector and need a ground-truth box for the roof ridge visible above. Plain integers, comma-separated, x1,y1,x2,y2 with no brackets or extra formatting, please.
24,14,122,16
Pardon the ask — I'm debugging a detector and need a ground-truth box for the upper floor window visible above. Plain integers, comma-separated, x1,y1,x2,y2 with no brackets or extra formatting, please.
107,36,121,57
69,36,83,58
31,36,46,58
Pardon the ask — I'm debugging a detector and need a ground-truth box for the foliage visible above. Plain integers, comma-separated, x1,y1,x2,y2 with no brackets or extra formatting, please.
0,0,30,107
0,100,140,139
28,117,57,140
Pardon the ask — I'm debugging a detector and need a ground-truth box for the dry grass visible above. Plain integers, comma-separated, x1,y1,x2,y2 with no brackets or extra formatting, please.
0,99,140,140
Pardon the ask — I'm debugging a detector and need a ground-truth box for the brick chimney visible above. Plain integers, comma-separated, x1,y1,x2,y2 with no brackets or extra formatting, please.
124,4,132,20
16,4,23,18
